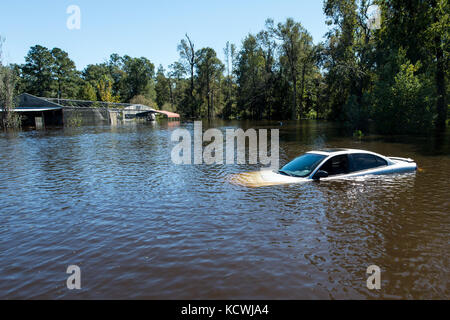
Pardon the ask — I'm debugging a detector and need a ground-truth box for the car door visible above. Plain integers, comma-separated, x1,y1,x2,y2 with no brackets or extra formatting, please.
314,154,350,178
348,153,388,174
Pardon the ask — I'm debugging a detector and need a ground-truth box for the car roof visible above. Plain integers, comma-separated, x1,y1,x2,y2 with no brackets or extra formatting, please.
307,149,381,156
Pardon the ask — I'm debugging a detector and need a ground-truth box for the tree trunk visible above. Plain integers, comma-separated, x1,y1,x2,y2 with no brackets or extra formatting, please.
292,77,297,120
299,64,306,119
211,89,214,119
58,77,61,100
435,34,447,130
168,78,174,109
190,64,195,118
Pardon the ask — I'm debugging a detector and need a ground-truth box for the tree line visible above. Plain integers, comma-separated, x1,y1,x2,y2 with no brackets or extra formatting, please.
2,0,448,133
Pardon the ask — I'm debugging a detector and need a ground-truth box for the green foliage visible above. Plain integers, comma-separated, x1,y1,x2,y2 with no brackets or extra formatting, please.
67,111,82,127
78,82,97,101
129,95,156,108
82,63,110,90
371,55,434,134
195,47,224,119
343,93,370,132
21,45,55,97
353,130,364,138
0,65,21,129
321,0,447,134
0,38,21,129
177,34,197,118
51,48,79,99
11,5,447,132
97,75,120,103
305,109,318,120
19,45,79,99
269,18,315,120
222,41,237,119
121,56,155,101
322,0,375,122
155,65,170,108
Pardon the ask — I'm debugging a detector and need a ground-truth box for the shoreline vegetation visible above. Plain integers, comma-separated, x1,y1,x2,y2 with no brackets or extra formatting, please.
0,38,21,129
1,0,448,134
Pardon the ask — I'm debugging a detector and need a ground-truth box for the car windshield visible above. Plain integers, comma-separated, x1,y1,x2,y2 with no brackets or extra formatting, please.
279,153,326,178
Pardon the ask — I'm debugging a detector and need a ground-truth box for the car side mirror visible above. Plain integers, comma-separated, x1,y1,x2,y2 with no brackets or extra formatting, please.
313,170,329,180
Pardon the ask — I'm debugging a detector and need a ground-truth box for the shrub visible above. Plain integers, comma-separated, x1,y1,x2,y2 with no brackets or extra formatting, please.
372,60,434,134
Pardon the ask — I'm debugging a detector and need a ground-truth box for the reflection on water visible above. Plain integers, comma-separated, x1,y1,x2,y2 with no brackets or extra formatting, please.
0,120,448,299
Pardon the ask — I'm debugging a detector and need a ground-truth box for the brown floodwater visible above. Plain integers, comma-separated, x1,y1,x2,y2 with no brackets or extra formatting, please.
0,120,448,299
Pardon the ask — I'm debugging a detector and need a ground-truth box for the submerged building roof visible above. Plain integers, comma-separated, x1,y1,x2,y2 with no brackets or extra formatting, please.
2,94,181,119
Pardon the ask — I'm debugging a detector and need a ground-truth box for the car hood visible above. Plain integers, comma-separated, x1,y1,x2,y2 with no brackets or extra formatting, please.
229,170,309,188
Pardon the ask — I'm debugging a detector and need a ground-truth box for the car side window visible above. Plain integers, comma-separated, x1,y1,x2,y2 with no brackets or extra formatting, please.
317,155,349,176
349,154,387,172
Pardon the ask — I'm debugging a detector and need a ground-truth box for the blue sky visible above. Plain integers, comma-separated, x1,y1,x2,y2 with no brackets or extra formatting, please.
0,0,329,71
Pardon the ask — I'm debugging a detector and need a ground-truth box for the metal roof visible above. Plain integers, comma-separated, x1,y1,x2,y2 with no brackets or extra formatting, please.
0,106,62,112
154,110,180,118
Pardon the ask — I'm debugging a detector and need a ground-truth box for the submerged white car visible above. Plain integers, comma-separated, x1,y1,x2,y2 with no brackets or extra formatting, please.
231,149,417,187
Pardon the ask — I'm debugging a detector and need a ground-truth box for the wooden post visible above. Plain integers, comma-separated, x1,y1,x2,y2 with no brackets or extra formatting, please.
35,117,44,129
